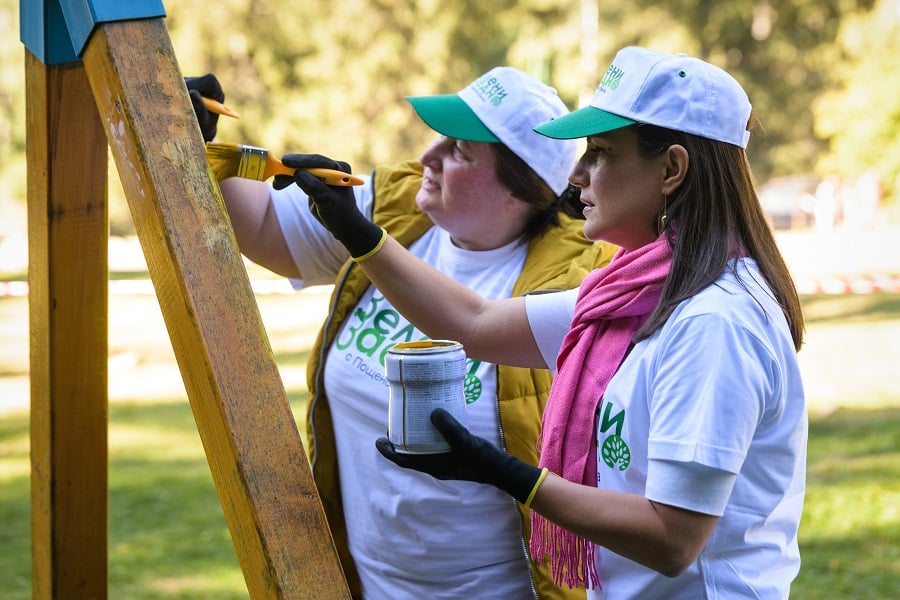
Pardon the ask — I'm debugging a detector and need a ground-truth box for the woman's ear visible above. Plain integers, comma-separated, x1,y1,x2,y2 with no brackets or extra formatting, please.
663,144,689,193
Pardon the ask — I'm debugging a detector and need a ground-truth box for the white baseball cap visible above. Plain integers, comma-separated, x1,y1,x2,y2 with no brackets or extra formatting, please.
535,47,752,148
406,67,577,195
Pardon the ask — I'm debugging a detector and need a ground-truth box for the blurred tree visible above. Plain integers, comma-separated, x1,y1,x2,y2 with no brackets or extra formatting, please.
683,0,847,181
0,0,27,211
2,0,892,224
707,0,878,182
814,0,900,202
169,0,543,173
526,0,877,182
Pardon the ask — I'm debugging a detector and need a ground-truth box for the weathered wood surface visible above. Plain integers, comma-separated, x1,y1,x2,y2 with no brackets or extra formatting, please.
74,17,349,599
26,52,110,600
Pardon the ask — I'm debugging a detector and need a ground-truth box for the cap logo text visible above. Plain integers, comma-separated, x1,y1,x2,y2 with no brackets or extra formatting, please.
599,64,625,92
471,75,508,106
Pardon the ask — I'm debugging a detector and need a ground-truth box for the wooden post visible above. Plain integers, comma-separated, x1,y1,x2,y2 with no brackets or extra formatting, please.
22,1,350,597
26,53,109,600
80,18,350,597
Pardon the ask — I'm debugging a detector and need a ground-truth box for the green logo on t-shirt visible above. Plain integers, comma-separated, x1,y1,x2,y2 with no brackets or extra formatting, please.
463,368,482,404
601,435,631,471
598,401,630,471
338,290,484,404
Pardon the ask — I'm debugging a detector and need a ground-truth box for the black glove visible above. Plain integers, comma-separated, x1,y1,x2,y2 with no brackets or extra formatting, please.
185,73,224,142
376,408,546,506
276,153,385,260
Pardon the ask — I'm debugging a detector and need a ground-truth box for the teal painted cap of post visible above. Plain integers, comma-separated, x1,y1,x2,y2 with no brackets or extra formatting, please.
20,0,167,65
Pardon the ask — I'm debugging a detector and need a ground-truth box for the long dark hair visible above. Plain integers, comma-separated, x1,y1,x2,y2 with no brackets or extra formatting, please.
492,142,584,243
632,123,805,351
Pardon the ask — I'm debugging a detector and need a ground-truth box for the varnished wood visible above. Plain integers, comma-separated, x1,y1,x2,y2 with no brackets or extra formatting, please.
26,52,109,600
79,17,349,599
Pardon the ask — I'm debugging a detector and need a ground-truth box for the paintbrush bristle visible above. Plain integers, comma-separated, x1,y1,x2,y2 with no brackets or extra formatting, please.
206,142,273,182
205,142,244,182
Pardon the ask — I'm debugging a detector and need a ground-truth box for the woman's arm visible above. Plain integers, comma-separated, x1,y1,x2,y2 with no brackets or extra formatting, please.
219,177,301,279
288,161,546,367
378,408,720,576
359,235,546,368
531,473,719,577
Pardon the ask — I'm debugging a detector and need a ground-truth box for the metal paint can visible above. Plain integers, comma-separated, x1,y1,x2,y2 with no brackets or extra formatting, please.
386,340,468,454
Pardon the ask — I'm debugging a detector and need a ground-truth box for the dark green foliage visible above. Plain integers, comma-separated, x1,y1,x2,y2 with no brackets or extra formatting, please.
6,0,896,204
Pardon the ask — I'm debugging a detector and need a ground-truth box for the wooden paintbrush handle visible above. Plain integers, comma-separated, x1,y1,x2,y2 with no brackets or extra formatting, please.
263,156,296,179
264,156,363,186
305,168,365,187
201,96,240,119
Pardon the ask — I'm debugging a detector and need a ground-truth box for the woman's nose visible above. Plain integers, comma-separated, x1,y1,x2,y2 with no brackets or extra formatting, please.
419,137,450,168
568,157,589,188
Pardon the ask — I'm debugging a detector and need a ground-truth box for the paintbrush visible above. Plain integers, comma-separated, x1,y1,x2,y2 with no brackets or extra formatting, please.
205,142,364,186
201,96,241,119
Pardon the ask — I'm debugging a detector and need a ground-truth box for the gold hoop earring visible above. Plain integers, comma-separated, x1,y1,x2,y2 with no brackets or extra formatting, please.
657,190,668,234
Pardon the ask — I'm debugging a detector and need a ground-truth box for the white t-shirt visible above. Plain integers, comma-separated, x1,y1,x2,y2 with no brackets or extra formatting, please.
272,177,537,599
526,259,807,599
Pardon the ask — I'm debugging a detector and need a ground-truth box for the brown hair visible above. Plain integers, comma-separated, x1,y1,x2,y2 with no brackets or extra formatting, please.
632,123,804,351
491,142,583,242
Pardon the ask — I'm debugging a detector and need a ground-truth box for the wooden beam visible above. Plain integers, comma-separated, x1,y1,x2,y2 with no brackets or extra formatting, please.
26,52,109,599
79,17,349,599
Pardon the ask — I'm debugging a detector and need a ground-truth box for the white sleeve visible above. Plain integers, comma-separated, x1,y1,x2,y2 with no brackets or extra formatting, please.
269,174,374,288
646,460,736,516
524,288,578,372
645,311,775,515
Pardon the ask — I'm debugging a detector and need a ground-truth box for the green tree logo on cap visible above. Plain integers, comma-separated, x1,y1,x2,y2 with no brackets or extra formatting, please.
599,64,625,92
472,74,509,106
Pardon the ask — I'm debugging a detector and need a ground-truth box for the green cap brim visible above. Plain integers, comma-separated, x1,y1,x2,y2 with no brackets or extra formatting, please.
406,94,499,142
534,105,636,139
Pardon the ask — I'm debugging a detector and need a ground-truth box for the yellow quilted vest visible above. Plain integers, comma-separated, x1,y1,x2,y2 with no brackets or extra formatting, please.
305,160,616,599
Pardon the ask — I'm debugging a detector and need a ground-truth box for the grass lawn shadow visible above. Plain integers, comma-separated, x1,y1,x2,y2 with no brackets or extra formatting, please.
795,406,900,599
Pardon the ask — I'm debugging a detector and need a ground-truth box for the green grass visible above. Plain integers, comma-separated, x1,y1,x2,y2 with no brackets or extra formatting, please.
794,406,900,598
0,288,322,599
1,291,899,598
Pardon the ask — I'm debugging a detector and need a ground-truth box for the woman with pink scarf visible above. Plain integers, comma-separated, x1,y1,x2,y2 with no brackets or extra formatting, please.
289,46,806,599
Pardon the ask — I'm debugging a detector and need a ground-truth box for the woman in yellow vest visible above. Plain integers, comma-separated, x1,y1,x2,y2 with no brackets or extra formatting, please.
189,68,616,599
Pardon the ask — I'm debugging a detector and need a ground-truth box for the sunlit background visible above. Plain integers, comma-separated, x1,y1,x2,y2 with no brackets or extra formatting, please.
1,1,899,598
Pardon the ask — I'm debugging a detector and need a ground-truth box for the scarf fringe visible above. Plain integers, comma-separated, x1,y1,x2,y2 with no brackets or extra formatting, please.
531,512,602,590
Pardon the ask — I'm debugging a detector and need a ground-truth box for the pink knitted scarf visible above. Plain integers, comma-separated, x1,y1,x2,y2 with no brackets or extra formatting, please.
530,234,673,589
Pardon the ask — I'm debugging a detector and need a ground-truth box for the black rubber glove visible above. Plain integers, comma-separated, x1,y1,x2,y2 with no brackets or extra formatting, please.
276,153,385,260
185,73,224,142
376,408,547,506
